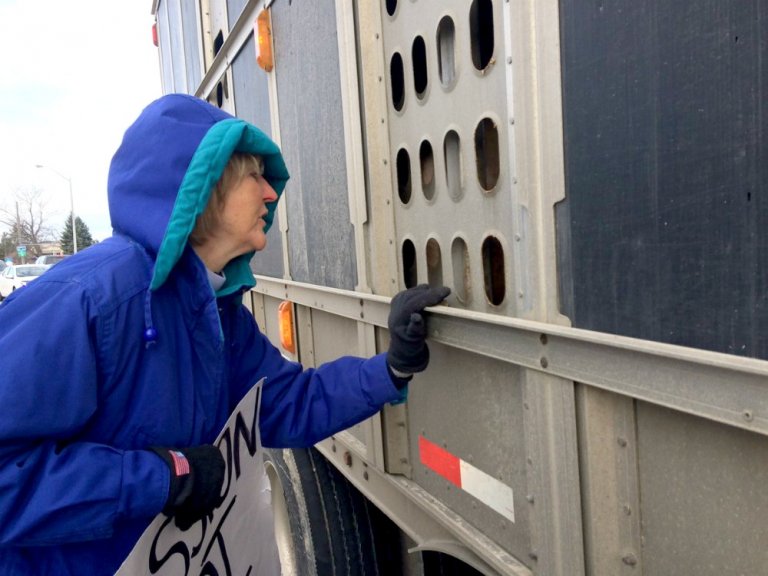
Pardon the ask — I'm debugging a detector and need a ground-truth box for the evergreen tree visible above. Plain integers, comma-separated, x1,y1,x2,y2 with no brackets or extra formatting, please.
60,213,95,254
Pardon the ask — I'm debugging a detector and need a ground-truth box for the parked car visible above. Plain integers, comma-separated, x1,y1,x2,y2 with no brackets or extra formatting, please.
35,255,67,267
0,264,48,299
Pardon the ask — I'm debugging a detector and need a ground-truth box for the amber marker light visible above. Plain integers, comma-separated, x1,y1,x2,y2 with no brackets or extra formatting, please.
278,300,296,354
255,9,274,72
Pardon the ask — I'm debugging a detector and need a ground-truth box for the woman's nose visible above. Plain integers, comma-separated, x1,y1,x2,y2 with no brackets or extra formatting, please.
262,181,278,203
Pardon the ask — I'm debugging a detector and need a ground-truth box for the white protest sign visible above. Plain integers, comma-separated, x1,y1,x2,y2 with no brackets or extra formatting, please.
117,380,280,576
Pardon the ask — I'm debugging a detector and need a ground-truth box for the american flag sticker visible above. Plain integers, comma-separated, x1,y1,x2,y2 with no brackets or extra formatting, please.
169,450,190,476
419,435,515,523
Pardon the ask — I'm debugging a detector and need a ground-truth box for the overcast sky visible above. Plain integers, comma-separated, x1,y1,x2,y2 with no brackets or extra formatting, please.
0,0,162,242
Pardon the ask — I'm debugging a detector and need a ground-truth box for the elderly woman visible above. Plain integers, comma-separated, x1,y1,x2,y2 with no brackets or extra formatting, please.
0,94,448,575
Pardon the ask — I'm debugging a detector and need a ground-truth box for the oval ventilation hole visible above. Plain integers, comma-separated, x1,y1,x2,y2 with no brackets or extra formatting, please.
426,238,443,287
402,239,418,288
390,52,405,111
396,148,412,204
451,237,470,303
215,77,229,108
386,0,397,17
482,235,505,305
437,16,456,87
420,140,435,200
412,35,428,99
470,0,495,71
444,130,462,200
475,118,500,191
213,30,225,56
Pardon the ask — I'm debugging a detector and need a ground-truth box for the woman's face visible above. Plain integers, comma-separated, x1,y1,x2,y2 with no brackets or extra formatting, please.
215,171,278,255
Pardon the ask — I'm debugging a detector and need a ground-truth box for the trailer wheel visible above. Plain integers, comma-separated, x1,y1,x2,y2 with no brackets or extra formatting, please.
264,447,402,576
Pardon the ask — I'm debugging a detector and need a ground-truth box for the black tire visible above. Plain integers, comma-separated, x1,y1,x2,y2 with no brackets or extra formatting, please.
264,447,403,576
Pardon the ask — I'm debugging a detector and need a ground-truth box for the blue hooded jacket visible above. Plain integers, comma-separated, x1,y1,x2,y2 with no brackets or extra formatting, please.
0,94,400,574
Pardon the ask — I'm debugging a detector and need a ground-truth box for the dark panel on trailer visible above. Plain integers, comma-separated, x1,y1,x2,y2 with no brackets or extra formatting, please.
557,0,767,358
270,0,358,290
230,35,285,279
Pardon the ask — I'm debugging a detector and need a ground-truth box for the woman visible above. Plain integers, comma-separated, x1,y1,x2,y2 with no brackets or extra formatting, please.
0,94,448,574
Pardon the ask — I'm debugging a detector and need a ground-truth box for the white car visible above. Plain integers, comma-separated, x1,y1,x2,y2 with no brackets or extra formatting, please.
35,254,68,267
0,264,48,299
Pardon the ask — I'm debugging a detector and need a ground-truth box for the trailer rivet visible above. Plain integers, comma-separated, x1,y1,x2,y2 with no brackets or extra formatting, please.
623,505,632,516
540,334,548,345
526,494,535,504
528,551,538,561
364,471,369,481
743,410,754,422
540,357,548,369
332,444,337,452
343,451,352,467
617,437,628,447
622,553,638,566
507,57,512,64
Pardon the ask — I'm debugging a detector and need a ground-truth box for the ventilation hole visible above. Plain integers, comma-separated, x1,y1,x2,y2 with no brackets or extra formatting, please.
214,30,225,56
451,237,470,303
482,236,505,305
386,0,397,17
402,239,417,288
444,130,462,200
412,35,428,99
470,0,495,70
475,118,500,191
390,52,405,111
426,239,443,287
396,148,412,203
420,140,435,200
216,81,225,107
437,16,456,87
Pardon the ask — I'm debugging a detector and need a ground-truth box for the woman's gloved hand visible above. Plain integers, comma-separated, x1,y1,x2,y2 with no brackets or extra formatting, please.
150,445,225,530
387,284,450,376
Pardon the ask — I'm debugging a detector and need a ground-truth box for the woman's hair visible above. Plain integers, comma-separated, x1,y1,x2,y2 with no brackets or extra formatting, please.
189,153,265,246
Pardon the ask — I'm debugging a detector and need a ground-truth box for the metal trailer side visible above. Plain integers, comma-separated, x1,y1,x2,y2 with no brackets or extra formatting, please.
151,0,768,574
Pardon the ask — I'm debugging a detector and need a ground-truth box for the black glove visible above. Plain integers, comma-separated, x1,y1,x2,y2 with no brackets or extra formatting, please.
150,445,225,530
387,284,450,375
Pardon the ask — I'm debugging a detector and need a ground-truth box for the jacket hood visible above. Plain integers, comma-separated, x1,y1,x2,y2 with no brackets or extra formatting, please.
108,94,289,295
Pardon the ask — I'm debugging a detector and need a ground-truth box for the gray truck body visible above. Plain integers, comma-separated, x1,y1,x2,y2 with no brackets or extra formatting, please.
151,0,768,573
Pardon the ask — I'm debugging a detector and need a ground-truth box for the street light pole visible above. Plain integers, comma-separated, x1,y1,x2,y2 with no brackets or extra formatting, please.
35,164,77,254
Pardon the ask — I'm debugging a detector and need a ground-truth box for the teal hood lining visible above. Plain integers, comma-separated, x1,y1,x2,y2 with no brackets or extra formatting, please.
150,118,289,296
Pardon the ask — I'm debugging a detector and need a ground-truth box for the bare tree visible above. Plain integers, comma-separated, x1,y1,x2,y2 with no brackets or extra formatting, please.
0,186,58,258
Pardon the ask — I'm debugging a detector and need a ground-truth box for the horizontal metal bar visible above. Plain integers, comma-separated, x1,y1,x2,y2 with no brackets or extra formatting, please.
253,277,768,436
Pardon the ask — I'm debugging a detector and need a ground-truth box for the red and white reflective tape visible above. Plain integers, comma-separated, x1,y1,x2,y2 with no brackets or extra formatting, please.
419,435,515,523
